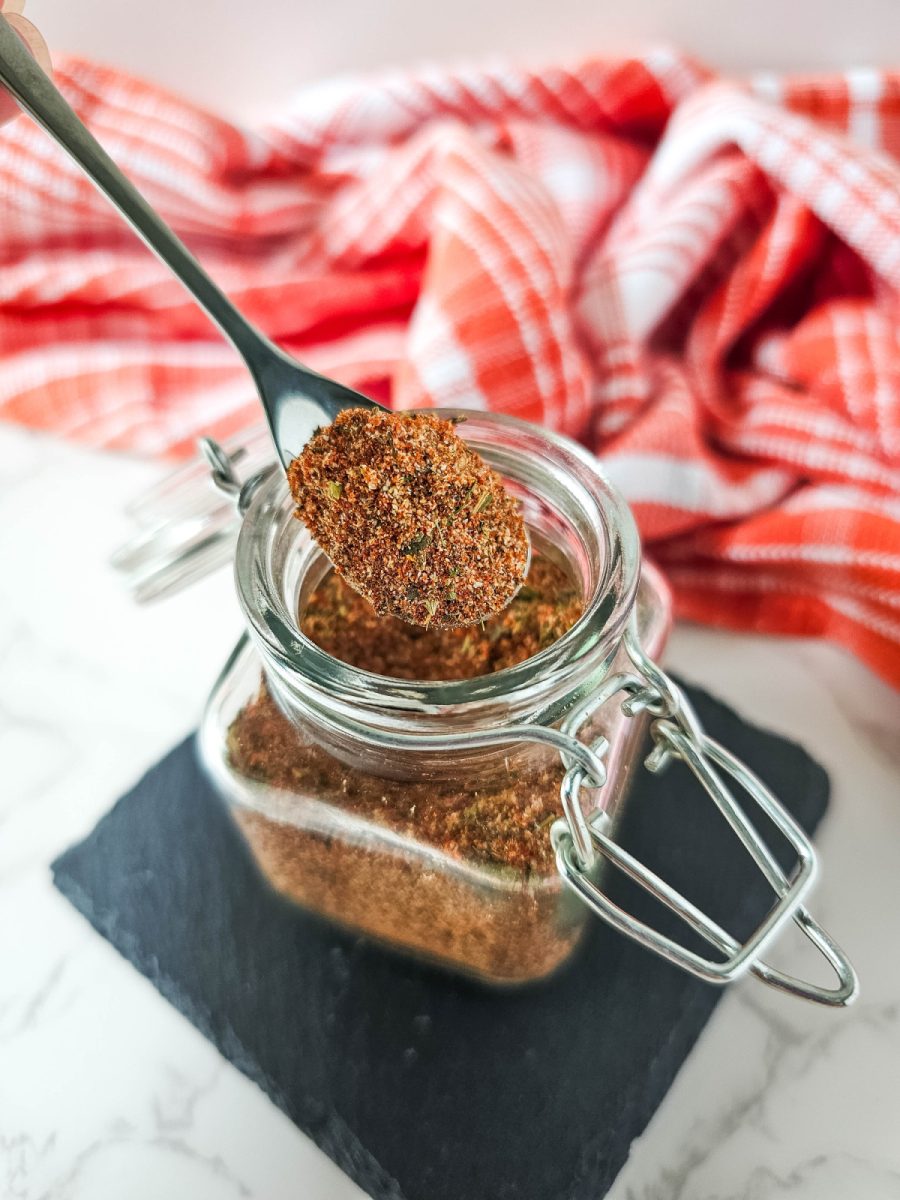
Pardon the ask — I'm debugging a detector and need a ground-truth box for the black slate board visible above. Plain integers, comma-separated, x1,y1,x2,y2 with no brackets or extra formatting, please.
52,682,829,1200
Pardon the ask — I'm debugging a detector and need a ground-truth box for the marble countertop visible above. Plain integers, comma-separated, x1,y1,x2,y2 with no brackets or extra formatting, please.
2,422,900,1200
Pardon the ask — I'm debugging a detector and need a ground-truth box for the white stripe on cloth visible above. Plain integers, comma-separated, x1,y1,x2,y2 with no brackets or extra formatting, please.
603,453,793,516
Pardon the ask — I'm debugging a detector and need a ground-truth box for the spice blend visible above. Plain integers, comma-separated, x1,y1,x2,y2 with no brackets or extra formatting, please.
301,554,581,680
286,408,529,629
230,552,583,873
231,681,563,874
225,550,589,982
233,806,583,983
228,685,583,981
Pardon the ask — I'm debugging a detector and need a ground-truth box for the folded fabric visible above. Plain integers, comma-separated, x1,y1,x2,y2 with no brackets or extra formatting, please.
0,51,898,684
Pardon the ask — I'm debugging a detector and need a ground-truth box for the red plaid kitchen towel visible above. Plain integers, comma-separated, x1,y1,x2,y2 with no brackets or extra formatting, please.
1,51,899,685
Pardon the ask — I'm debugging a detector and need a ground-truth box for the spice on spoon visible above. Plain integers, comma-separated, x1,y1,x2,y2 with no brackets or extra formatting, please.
286,408,529,629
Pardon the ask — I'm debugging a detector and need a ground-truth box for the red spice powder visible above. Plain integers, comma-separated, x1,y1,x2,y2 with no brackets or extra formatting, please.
229,688,566,875
301,554,581,681
232,803,583,983
287,408,529,629
227,552,584,873
225,552,590,982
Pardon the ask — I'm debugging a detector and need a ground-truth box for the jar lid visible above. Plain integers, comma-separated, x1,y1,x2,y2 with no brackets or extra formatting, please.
111,425,274,602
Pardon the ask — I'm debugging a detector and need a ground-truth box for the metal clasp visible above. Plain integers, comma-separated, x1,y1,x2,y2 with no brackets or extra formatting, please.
199,436,277,514
552,613,859,1008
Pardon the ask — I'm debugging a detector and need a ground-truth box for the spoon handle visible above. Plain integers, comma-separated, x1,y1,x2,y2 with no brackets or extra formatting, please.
0,16,273,366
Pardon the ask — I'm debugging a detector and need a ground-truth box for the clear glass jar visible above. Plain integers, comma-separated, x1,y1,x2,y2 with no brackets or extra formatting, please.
199,413,670,984
117,410,857,1004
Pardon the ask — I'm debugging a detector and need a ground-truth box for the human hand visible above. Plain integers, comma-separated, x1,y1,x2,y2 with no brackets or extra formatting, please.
0,1,51,125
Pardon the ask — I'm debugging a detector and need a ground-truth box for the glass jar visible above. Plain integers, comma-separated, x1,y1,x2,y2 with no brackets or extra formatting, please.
117,411,858,1005
199,410,670,984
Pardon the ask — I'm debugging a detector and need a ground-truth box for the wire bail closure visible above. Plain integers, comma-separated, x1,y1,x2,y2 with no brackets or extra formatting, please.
551,614,858,1007
199,436,277,515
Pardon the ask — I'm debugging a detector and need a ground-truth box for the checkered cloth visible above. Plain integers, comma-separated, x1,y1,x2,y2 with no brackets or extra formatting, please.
1,52,899,684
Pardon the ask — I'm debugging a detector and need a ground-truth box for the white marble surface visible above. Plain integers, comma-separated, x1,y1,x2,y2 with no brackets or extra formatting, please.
1,421,899,1200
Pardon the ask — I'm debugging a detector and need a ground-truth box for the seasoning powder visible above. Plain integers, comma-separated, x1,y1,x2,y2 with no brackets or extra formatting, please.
226,553,587,983
302,555,581,680
287,408,529,629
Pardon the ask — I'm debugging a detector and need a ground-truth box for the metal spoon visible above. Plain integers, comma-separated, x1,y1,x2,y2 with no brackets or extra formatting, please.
0,15,381,466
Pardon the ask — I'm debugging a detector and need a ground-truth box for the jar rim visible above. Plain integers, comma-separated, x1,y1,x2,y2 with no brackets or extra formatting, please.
233,410,641,718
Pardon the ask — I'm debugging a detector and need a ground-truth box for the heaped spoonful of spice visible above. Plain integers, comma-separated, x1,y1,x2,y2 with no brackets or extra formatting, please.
287,409,529,629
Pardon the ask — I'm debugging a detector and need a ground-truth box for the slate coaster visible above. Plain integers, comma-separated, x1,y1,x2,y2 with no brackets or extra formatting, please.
52,683,829,1200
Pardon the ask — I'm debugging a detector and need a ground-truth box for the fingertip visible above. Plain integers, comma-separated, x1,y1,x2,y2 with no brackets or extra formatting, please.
4,12,51,75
